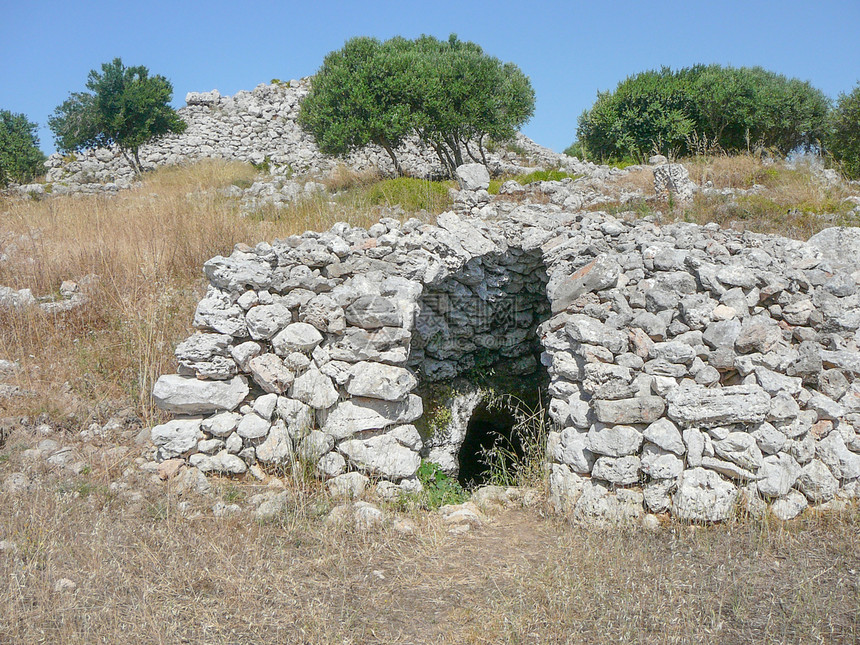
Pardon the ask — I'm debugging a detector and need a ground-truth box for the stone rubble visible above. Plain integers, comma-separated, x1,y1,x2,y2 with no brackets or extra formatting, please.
149,161,860,524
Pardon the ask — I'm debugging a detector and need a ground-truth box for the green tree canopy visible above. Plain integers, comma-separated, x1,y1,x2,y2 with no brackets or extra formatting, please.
0,110,46,187
49,58,186,173
298,35,535,177
573,65,830,161
827,81,860,179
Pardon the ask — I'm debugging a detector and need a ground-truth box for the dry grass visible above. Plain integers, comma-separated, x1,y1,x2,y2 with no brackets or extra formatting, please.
609,154,860,240
0,160,430,426
1,418,857,645
321,164,382,192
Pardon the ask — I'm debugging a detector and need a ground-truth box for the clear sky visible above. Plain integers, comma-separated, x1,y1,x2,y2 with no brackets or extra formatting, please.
2,0,859,155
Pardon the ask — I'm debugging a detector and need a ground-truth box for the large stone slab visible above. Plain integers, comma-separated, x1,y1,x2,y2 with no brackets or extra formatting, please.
592,396,666,425
666,384,771,427
585,424,643,457
347,362,418,401
338,434,421,480
203,255,273,292
322,395,423,440
551,255,621,314
152,375,248,415
455,163,491,191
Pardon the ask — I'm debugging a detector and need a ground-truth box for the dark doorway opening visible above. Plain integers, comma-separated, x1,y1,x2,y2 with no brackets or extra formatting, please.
457,402,523,488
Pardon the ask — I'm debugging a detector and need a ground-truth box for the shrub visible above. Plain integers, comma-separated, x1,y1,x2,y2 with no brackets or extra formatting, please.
576,65,830,161
827,81,860,179
0,110,46,187
563,140,586,159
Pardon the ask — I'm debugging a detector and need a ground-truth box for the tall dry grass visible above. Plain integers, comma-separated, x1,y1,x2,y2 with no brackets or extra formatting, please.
0,160,427,426
0,454,857,645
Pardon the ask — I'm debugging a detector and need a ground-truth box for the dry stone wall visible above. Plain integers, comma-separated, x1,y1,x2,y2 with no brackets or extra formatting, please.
152,169,860,523
41,79,584,195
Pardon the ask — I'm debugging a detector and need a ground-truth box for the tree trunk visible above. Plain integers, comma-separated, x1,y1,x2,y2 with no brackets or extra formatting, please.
431,142,456,178
477,134,489,166
463,138,480,163
120,148,141,176
379,138,403,177
430,142,448,177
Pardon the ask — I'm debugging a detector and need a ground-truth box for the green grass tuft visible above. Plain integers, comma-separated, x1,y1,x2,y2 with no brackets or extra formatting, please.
356,177,455,213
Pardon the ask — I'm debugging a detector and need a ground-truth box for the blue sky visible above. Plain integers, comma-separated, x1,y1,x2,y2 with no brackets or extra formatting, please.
2,0,859,154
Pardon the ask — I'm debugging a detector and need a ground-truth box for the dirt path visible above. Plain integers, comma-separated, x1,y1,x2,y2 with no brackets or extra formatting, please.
348,509,564,644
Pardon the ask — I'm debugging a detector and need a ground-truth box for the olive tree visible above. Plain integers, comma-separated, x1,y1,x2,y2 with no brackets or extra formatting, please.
49,58,186,174
828,82,860,179
0,110,46,187
299,35,535,177
298,37,414,175
404,35,535,176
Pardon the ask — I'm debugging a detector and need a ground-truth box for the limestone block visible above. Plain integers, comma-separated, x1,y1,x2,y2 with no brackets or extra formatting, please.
672,467,738,522
666,384,770,427
153,375,248,415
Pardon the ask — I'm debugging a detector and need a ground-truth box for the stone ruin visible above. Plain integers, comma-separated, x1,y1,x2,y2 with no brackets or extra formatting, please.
38,79,580,196
151,166,860,524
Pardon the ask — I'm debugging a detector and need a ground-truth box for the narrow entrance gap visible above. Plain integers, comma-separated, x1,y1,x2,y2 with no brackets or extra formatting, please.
457,401,521,488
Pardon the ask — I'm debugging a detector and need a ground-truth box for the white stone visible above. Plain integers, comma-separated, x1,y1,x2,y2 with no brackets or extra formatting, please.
272,322,324,355
591,455,641,485
245,304,291,340
298,430,335,463
346,362,418,401
322,395,423,440
248,354,294,394
338,434,421,480
815,431,860,480
455,163,490,191
201,411,241,438
256,420,292,464
643,417,685,455
252,393,279,420
640,444,684,479
797,459,839,503
712,432,763,472
672,467,738,522
756,453,801,498
549,427,595,474
666,383,771,427
151,418,203,457
317,452,346,478
152,375,248,414
770,490,808,520
190,450,247,474
276,397,314,437
585,424,643,457
327,473,369,499
388,424,423,451
236,413,271,440
291,367,339,409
